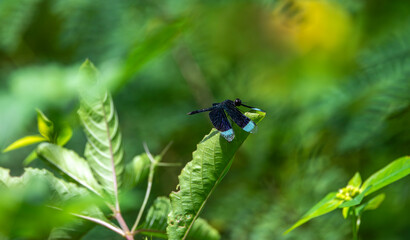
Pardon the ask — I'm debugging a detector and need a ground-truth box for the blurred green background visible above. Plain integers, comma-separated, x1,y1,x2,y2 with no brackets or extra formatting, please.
1,0,409,239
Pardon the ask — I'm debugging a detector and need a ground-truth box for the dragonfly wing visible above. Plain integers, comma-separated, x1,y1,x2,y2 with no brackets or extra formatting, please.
209,108,235,142
223,101,257,133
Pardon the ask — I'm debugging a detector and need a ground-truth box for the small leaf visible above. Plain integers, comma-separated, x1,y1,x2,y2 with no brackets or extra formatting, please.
342,207,349,219
361,156,410,196
348,172,362,188
122,153,152,189
140,197,220,240
355,193,386,216
284,192,344,234
363,193,385,211
36,143,103,197
3,135,46,152
37,109,55,141
56,123,73,146
188,218,220,240
23,150,38,165
79,59,99,83
167,112,265,240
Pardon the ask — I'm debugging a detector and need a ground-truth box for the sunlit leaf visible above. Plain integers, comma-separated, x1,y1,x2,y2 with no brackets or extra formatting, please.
284,192,344,234
37,109,55,142
361,156,410,196
167,112,265,240
342,207,349,219
78,59,124,200
348,172,362,188
56,123,73,146
140,197,220,240
3,135,46,153
36,143,103,197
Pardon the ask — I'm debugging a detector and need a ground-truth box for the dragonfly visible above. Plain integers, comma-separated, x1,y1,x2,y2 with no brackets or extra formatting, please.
187,98,263,142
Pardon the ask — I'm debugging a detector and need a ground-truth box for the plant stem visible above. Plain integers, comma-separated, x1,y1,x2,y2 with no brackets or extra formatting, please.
131,143,158,233
114,210,134,240
351,208,358,240
47,205,125,237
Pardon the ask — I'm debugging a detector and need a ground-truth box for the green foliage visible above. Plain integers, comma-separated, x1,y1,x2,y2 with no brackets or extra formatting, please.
78,61,124,200
167,112,265,240
1,0,410,239
285,156,410,236
139,197,220,240
284,193,344,234
3,135,46,153
0,167,103,239
361,156,410,196
123,154,152,189
36,143,103,197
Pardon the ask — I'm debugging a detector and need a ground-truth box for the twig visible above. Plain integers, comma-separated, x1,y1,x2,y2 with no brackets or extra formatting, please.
47,205,124,236
131,143,158,233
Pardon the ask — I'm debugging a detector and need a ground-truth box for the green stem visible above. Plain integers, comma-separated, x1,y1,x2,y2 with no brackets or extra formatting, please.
351,208,358,240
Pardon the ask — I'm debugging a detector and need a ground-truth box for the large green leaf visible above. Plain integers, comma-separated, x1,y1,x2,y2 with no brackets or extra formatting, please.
361,156,410,196
167,112,265,240
77,60,124,199
139,197,220,240
284,192,344,234
36,143,103,197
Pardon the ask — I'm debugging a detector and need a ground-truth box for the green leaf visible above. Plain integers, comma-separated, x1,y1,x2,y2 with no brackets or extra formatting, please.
348,172,362,188
37,109,55,142
3,135,46,152
363,193,385,211
0,167,108,239
78,90,124,199
361,156,410,196
79,59,99,83
284,192,344,234
123,153,152,189
355,193,386,216
342,207,349,219
167,112,265,240
23,150,38,165
188,218,220,240
140,197,220,240
36,143,103,197
56,123,73,146
48,220,95,240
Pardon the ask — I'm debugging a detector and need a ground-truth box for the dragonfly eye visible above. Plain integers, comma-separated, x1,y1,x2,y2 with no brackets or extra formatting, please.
234,98,241,106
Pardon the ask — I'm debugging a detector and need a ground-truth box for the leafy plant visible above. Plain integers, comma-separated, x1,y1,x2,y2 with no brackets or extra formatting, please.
284,156,410,239
3,109,72,165
1,60,265,239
